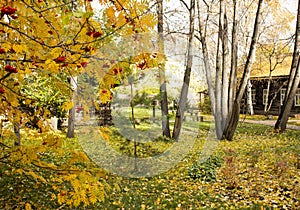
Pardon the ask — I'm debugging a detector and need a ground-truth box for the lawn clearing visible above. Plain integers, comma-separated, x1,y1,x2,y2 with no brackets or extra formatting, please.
93,121,300,209
0,119,299,209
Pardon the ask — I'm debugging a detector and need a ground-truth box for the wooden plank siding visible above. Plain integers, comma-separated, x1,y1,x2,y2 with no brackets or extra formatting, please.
244,76,300,116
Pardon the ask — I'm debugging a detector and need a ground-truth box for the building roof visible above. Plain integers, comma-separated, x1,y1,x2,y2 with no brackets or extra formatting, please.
250,55,292,78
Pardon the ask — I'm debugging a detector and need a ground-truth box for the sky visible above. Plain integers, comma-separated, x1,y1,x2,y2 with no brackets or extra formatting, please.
280,0,297,28
89,0,299,106
281,0,298,13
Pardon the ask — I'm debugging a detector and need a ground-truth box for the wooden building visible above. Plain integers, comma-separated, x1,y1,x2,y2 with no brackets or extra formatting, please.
247,57,300,116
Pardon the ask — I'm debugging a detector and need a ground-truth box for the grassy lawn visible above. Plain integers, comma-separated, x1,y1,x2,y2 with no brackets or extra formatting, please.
1,112,299,209
90,121,299,209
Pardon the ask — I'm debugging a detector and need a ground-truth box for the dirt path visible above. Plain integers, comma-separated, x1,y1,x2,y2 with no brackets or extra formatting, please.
240,119,300,130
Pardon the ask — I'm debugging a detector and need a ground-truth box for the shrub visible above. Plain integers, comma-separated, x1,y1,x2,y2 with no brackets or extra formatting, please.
187,154,224,182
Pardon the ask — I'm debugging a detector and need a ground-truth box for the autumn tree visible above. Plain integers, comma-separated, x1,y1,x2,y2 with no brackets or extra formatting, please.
0,0,158,208
197,0,264,140
157,0,171,138
172,0,195,141
253,1,294,116
256,42,291,115
275,0,300,132
0,0,100,137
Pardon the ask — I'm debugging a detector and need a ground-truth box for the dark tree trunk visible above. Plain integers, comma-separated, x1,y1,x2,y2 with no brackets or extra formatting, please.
275,57,300,131
14,123,21,146
67,76,77,138
223,0,264,140
157,0,171,138
226,0,238,132
275,0,300,131
172,0,195,141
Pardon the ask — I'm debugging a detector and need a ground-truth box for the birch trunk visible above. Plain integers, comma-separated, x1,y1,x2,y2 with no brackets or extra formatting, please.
197,0,216,117
224,0,264,140
214,0,224,139
172,0,195,141
226,0,238,131
247,79,254,115
264,71,272,114
222,7,230,129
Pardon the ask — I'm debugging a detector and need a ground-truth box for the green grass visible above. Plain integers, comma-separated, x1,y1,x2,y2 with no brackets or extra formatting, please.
1,114,299,209
93,121,300,209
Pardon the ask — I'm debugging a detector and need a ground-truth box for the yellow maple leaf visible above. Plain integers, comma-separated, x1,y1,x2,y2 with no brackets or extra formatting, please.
25,203,32,210
49,48,62,59
106,6,115,23
62,101,74,111
114,0,126,11
13,44,28,54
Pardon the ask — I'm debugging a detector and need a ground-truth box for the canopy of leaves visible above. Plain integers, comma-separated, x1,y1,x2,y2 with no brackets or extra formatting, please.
0,0,159,208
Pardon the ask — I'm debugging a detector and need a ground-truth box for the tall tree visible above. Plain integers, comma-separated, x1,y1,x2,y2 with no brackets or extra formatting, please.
222,4,230,128
228,0,238,117
214,0,225,139
0,0,159,208
197,0,264,140
275,0,300,131
223,0,264,140
172,0,195,141
157,0,171,138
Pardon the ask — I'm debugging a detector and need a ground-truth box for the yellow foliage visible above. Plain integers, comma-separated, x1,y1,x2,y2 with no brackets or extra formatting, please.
113,0,126,11
25,203,32,210
106,6,116,23
62,101,74,111
0,0,159,208
25,170,47,184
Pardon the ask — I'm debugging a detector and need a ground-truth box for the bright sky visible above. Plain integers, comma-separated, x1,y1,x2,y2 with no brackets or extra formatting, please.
281,0,298,13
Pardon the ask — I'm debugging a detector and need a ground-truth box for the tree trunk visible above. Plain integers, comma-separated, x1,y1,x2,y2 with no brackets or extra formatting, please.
275,0,300,131
157,0,171,138
214,0,224,139
286,5,300,98
67,76,77,138
247,79,254,115
227,0,238,129
275,56,300,131
172,0,195,141
264,70,272,114
222,7,230,129
223,0,264,140
196,0,216,117
130,82,138,170
14,122,21,146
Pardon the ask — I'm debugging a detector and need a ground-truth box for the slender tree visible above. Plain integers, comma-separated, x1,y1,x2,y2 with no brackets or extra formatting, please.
172,0,195,141
223,0,264,140
222,5,230,128
246,79,254,115
214,0,225,139
258,42,291,115
228,0,238,119
197,0,263,140
275,0,300,131
157,0,171,138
